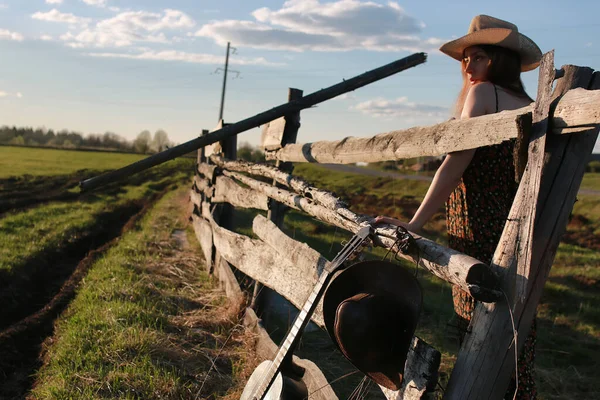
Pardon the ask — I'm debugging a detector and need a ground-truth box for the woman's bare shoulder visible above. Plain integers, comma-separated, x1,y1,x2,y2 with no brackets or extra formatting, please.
462,82,496,117
468,82,496,98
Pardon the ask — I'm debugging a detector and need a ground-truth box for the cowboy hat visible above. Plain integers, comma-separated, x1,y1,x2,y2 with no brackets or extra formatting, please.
439,15,542,72
323,260,422,390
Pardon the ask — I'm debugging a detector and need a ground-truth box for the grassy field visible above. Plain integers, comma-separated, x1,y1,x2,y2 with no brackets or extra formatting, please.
30,187,252,399
0,146,145,178
1,146,598,399
0,148,198,398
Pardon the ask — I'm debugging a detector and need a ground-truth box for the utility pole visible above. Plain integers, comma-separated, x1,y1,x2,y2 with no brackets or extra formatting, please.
218,42,231,122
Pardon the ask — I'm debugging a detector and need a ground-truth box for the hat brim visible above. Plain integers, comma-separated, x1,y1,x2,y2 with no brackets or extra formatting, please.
439,28,542,72
323,260,422,390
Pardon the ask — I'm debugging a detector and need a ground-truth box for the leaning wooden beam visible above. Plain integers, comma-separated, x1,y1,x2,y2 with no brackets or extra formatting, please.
209,155,347,210
243,308,338,400
265,88,600,164
222,169,499,301
80,53,426,191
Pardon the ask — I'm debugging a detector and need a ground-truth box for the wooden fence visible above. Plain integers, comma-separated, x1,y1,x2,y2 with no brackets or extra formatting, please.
189,51,600,399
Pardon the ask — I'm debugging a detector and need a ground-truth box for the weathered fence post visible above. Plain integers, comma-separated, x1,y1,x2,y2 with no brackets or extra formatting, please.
444,54,600,399
251,88,303,322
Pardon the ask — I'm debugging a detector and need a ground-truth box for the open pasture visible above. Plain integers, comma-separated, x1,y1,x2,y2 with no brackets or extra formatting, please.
1,146,598,399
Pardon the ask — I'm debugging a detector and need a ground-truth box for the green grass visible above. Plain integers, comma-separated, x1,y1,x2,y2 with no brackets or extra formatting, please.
0,158,193,276
580,172,600,191
0,146,145,178
30,186,250,399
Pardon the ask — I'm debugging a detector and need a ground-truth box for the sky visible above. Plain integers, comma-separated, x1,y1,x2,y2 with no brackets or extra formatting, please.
0,0,599,153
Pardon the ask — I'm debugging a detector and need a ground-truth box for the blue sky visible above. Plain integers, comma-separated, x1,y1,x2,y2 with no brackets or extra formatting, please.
0,0,599,152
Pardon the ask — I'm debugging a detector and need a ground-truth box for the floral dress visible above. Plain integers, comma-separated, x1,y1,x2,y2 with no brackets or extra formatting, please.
446,137,537,399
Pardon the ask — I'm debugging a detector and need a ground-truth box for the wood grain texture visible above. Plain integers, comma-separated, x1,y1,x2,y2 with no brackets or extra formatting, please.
380,337,441,400
265,88,600,164
191,213,213,273
243,308,338,400
216,169,498,298
212,175,269,210
213,255,244,302
209,155,347,210
197,162,217,181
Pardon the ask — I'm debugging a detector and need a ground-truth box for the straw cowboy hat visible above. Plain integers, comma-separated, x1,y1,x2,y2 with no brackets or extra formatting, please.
323,260,422,390
439,15,542,72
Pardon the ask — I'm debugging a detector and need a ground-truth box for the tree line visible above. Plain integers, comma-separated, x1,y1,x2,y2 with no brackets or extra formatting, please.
0,126,173,154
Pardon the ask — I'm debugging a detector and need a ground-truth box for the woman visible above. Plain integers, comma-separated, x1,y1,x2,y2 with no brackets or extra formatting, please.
376,15,542,399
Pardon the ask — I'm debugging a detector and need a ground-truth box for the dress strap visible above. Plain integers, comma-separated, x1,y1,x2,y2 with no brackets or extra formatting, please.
493,84,499,113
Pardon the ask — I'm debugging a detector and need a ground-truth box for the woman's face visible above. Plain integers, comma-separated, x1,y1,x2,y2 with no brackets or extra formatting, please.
463,46,490,85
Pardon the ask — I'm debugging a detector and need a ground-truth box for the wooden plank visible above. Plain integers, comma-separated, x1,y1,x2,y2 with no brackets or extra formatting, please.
552,88,600,132
253,88,304,313
253,215,330,276
189,189,202,209
212,175,269,210
198,129,209,164
265,88,600,164
191,214,213,273
197,162,217,181
194,175,214,197
260,117,287,150
205,119,225,158
211,213,327,326
214,256,244,302
210,155,347,210
222,169,499,300
243,308,338,400
380,337,441,400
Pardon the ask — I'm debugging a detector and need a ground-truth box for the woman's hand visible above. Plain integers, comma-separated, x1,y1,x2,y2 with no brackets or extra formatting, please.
374,216,422,234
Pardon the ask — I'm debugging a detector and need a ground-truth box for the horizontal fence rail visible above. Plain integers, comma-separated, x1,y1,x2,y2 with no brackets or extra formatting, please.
265,88,600,164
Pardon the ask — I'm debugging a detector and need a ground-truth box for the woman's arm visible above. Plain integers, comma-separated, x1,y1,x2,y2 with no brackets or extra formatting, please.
376,82,495,232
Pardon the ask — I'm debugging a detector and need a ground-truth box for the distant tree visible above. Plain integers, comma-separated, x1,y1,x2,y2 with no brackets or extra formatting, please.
152,129,170,153
133,130,152,154
9,136,25,146
237,142,265,162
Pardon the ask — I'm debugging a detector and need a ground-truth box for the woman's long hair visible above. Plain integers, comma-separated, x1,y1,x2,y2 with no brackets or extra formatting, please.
453,45,533,117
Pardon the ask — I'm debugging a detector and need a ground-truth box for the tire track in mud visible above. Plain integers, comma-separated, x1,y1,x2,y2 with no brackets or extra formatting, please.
0,190,166,400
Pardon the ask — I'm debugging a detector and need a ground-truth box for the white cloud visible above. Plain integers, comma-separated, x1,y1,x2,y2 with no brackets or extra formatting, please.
196,0,443,52
109,6,120,12
0,91,22,98
353,97,448,119
86,49,284,66
32,9,91,26
0,29,24,41
82,0,107,7
585,42,593,47
46,0,64,4
40,34,54,41
0,4,8,10
60,9,195,48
